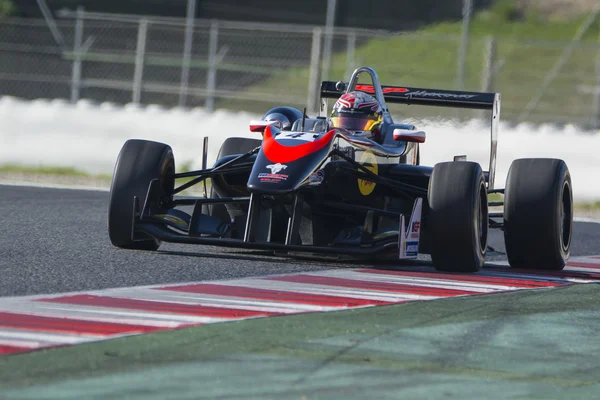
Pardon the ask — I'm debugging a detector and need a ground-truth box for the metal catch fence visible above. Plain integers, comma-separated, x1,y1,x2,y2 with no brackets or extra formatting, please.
0,10,599,128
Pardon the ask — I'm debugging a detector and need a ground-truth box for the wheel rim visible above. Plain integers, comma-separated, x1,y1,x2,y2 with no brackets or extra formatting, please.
560,180,572,253
474,181,488,255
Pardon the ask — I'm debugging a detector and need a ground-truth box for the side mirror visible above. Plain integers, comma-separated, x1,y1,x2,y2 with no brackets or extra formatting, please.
249,120,280,133
393,128,426,143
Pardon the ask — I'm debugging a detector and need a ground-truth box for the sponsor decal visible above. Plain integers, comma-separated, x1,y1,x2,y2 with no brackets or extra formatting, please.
404,241,419,256
355,84,409,94
354,84,478,100
258,172,288,183
357,150,378,196
266,163,287,174
409,220,420,240
259,163,289,183
412,221,420,232
406,91,477,100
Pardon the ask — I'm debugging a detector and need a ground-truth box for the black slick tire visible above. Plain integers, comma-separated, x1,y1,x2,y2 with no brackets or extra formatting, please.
503,158,572,270
209,137,261,222
217,137,262,159
428,161,488,273
108,139,175,250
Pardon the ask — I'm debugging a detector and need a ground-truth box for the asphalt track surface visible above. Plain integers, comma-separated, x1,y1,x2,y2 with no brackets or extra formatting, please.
3,184,600,399
1,184,600,298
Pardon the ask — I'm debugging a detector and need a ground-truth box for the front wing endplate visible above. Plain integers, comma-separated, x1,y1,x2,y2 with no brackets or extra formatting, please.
398,197,423,260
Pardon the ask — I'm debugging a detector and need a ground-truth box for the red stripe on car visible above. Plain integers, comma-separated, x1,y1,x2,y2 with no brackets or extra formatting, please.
262,126,336,164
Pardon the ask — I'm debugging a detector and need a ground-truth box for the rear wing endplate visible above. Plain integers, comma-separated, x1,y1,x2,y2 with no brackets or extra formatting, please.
319,68,501,190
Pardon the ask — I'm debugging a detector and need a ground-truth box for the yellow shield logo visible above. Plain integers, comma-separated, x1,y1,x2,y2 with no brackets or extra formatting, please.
358,150,378,196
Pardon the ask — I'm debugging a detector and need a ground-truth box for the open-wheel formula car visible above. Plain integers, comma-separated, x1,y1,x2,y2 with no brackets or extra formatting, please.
108,66,573,273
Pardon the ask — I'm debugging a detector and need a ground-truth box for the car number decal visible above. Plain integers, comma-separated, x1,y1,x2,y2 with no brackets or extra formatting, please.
277,132,321,142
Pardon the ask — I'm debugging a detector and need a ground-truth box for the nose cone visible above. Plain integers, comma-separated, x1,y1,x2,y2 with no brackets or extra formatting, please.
247,126,336,194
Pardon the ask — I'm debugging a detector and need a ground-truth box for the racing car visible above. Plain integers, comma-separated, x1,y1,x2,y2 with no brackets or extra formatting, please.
107,66,573,273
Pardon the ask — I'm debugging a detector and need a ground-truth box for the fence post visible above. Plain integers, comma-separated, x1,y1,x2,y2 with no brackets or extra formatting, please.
70,6,84,104
132,19,148,105
307,27,322,115
345,31,356,79
179,0,196,108
480,36,497,93
456,0,472,90
205,21,219,113
478,36,497,121
321,0,337,82
594,28,600,129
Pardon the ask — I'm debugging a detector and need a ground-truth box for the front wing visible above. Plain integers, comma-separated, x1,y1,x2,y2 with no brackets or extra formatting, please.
131,186,424,259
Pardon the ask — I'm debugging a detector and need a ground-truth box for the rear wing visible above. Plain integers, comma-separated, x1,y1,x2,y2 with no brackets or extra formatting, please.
320,81,499,111
318,67,501,190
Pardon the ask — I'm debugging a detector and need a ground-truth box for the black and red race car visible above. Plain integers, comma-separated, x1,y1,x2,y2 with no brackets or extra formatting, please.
107,66,573,273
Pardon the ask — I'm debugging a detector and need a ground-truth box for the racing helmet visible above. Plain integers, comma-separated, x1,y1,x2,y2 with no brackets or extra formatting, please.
330,91,383,139
263,112,292,131
261,106,304,131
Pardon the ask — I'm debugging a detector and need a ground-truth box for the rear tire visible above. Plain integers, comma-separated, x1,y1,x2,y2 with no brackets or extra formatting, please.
503,158,572,270
217,137,262,158
428,161,488,273
209,137,262,222
108,139,175,250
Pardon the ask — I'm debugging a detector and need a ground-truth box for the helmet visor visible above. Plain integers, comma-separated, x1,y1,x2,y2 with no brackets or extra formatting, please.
330,116,379,131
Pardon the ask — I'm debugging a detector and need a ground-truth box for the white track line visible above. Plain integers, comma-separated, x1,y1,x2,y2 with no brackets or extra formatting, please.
206,278,444,302
568,255,600,265
0,338,43,349
0,301,222,326
102,288,342,313
0,329,101,345
309,270,544,291
0,180,110,192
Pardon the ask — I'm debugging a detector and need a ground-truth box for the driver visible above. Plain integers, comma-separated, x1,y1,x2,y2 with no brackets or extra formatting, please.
329,91,384,142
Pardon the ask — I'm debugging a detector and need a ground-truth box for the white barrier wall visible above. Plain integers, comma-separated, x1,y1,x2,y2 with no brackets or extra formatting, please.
1,96,599,201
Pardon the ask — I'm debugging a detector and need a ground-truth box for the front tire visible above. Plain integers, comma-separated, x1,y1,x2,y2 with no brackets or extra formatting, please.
108,139,175,250
428,161,488,273
503,158,572,270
